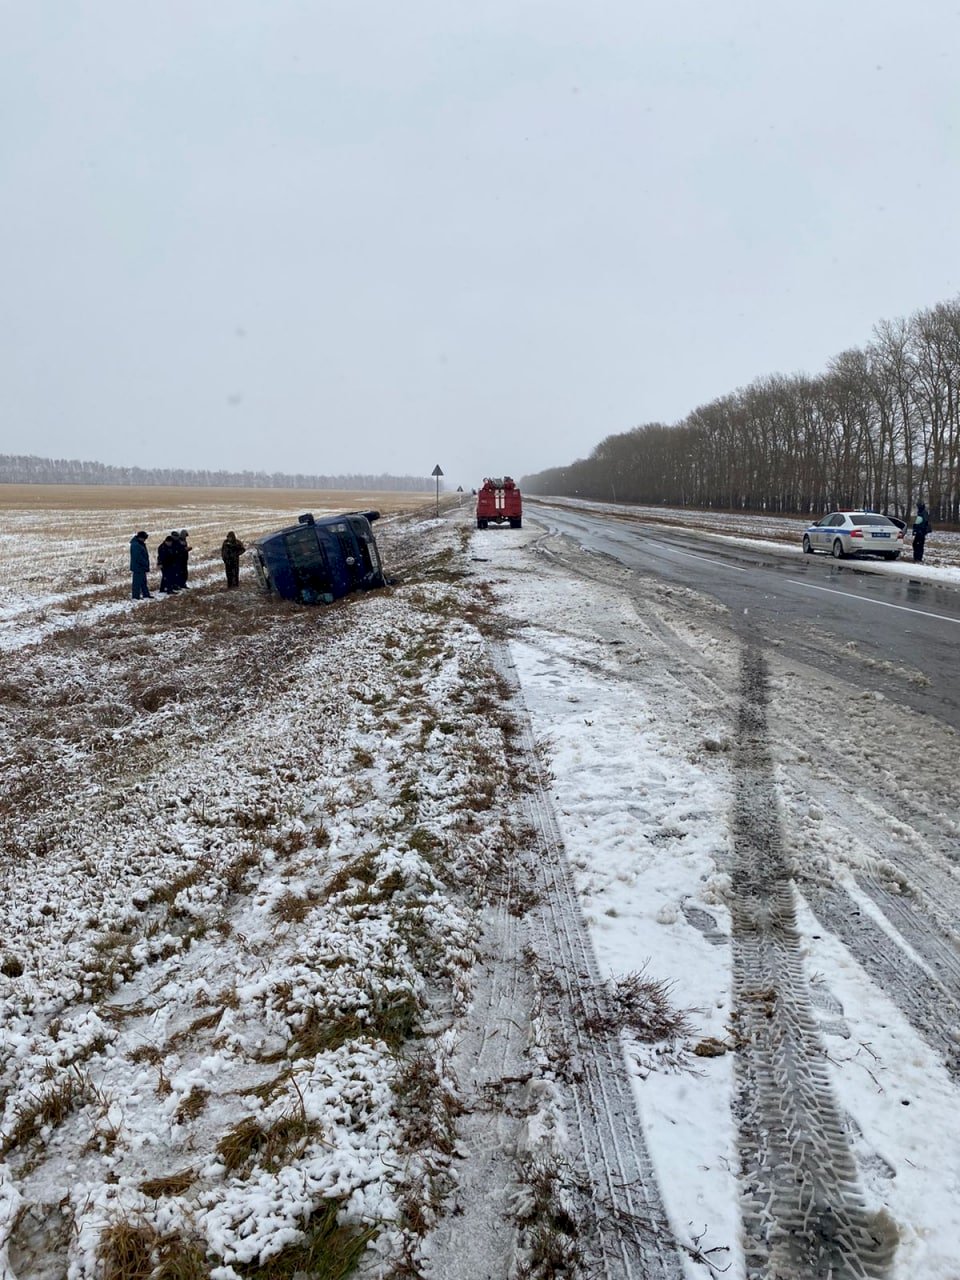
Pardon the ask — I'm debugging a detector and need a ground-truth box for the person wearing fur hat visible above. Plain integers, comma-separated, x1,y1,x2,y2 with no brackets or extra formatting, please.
129,531,152,599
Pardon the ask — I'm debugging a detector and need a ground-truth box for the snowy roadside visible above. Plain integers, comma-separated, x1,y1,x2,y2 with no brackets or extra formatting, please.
2,498,960,1278
480,518,960,1279
0,510,522,1277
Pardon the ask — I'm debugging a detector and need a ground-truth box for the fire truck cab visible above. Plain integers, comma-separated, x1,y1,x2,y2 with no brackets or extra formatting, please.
476,476,522,529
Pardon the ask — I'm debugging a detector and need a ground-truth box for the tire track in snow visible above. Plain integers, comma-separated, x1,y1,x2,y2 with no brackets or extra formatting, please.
421,847,531,1280
778,757,960,1080
731,645,898,1280
784,775,960,1080
800,878,960,1081
490,642,686,1280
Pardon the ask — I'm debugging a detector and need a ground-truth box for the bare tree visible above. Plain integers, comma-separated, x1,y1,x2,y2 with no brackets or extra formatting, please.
524,295,960,527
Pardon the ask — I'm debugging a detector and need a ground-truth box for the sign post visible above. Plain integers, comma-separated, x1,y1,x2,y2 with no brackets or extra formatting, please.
431,464,444,518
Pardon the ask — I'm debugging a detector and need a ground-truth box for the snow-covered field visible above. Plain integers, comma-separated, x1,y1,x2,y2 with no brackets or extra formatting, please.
2,493,959,1279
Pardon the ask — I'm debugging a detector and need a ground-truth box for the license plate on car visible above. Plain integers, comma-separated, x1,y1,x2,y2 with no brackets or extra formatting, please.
871,531,890,538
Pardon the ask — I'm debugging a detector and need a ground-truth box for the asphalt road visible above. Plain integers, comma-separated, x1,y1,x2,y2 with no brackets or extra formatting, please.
526,500,960,731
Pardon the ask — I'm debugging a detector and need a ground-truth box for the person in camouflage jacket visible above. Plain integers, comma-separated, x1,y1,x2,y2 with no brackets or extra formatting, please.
221,531,246,588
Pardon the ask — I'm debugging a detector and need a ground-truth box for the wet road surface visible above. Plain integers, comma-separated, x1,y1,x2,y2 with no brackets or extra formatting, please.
527,502,960,730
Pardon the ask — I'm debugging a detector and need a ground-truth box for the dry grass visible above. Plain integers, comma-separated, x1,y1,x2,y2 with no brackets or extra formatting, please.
216,1090,322,1175
131,680,184,712
0,679,29,704
0,1071,88,1157
272,892,312,924
97,1222,157,1280
224,848,263,894
149,864,208,906
187,1006,227,1033
347,867,406,907
235,1200,375,1279
128,1043,164,1065
391,1052,461,1157
174,1087,209,1124
269,828,307,858
282,988,420,1061
97,1221,211,1280
138,1168,198,1198
513,1156,585,1280
153,1241,211,1280
584,970,692,1043
324,852,378,898
404,827,441,858
216,1116,272,1173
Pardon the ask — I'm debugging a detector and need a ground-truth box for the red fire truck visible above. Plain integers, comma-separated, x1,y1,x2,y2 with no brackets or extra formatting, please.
476,476,522,529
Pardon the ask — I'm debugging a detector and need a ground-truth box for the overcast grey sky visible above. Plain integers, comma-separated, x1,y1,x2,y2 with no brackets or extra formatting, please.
2,2,958,491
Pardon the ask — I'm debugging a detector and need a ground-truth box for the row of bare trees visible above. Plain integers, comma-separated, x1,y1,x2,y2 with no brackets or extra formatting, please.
524,297,960,524
0,455,434,492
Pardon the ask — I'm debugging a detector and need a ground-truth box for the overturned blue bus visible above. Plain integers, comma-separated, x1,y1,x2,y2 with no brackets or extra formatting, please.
253,511,388,605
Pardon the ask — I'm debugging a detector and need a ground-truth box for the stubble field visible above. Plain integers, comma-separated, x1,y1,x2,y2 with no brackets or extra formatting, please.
0,487,435,649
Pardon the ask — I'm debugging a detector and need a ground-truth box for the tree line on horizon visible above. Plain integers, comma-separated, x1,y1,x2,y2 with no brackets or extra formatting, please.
523,295,960,525
0,455,434,492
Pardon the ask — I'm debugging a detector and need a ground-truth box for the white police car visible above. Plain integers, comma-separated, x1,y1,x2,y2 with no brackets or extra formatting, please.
802,511,904,560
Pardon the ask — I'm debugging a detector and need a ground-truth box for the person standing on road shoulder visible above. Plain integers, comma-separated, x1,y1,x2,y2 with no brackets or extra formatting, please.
129,531,152,599
912,502,932,563
220,531,246,589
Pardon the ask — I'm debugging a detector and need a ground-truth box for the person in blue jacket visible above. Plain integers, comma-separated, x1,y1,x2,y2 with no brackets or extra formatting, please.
129,531,153,599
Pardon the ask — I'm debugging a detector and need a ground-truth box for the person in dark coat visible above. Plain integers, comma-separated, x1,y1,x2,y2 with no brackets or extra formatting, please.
129,531,152,599
912,502,932,563
178,530,193,587
157,534,178,593
221,531,246,588
165,530,189,590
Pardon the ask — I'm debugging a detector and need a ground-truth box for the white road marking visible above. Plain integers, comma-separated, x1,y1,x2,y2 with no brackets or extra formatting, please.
786,579,960,625
659,546,749,572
